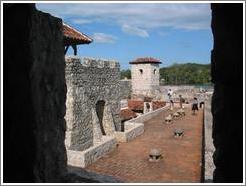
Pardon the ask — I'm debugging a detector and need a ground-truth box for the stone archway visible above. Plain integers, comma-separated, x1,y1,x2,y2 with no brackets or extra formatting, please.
96,100,106,135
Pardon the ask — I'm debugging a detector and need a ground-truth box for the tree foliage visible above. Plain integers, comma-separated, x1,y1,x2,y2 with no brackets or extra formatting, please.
159,63,211,85
120,69,131,79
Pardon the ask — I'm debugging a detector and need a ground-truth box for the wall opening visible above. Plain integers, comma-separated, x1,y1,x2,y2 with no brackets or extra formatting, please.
96,100,106,135
139,69,143,74
154,69,156,74
121,121,125,132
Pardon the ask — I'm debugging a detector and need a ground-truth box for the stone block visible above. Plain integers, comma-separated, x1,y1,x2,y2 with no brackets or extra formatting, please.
67,136,117,168
114,123,144,142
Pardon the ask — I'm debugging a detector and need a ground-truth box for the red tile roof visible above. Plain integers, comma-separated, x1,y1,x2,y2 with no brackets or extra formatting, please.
152,101,166,110
129,57,162,64
63,23,92,46
120,108,137,121
128,100,144,111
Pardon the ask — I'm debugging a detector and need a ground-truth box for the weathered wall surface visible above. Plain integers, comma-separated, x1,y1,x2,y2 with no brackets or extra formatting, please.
211,4,243,182
4,4,67,182
65,57,121,151
119,79,131,99
131,63,160,97
204,97,215,182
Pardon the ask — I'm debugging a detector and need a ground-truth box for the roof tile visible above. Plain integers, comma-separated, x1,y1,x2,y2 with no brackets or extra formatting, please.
129,57,162,64
63,23,92,45
120,108,137,121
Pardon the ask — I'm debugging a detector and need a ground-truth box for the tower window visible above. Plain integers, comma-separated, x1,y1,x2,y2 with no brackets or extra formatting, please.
154,69,156,74
139,69,143,74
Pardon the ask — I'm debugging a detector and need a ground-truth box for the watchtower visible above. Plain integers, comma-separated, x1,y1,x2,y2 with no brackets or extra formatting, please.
130,57,162,97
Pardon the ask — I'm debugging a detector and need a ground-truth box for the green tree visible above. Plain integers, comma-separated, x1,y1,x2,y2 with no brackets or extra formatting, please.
120,69,131,79
159,63,211,85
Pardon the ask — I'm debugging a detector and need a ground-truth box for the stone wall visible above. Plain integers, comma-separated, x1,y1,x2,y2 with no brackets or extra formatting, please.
160,85,199,101
211,3,243,182
119,79,131,99
65,56,121,151
131,63,160,97
67,136,117,168
4,4,67,182
204,97,215,182
126,105,169,124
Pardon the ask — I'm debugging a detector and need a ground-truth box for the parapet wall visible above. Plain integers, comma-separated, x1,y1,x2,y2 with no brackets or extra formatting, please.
65,56,121,151
66,56,120,68
126,105,169,124
66,56,120,86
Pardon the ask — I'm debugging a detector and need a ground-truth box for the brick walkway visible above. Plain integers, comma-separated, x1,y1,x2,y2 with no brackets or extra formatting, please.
86,107,204,183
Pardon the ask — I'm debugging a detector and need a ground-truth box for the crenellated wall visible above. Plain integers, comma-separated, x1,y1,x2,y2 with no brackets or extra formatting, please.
65,56,121,151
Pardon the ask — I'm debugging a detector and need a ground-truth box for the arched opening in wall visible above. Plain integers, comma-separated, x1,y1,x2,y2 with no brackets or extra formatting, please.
139,69,143,74
96,100,106,135
120,121,125,132
154,69,156,74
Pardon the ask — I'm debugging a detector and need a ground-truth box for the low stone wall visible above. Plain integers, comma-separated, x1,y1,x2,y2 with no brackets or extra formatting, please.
114,123,144,142
126,105,169,123
115,105,169,143
114,105,169,143
204,98,215,182
67,136,117,168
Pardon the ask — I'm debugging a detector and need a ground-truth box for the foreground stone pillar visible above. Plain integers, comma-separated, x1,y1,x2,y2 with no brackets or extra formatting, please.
4,4,67,182
211,3,243,183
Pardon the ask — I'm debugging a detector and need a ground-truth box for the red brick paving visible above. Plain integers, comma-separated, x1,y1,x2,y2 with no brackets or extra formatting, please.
86,107,204,183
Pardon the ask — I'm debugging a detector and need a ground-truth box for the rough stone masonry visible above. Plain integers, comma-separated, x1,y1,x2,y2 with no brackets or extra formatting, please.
65,56,121,151
4,4,67,182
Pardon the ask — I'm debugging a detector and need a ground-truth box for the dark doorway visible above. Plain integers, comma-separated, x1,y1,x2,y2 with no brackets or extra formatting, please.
96,100,106,135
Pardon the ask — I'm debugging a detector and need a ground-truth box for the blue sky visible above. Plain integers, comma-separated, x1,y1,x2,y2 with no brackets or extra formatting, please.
37,3,213,69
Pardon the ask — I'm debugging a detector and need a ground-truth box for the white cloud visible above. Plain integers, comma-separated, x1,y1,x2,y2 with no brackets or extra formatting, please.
122,24,149,38
72,19,93,25
92,33,117,43
158,31,169,37
37,3,211,33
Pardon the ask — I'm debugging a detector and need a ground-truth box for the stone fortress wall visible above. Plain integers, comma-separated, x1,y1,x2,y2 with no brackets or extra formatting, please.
65,56,144,167
119,79,131,99
160,85,213,102
65,56,121,151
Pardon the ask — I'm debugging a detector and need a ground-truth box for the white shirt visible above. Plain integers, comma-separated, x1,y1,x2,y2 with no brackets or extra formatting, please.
168,90,173,96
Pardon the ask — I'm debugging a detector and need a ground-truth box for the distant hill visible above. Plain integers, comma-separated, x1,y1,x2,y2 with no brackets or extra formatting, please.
160,63,211,85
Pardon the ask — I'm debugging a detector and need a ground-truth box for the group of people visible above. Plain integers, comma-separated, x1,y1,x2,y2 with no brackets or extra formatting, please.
167,89,204,115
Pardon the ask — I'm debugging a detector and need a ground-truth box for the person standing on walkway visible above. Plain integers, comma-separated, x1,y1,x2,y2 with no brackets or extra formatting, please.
179,95,185,108
167,89,174,110
191,97,199,115
167,89,173,100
